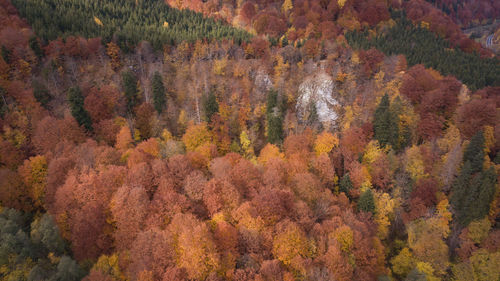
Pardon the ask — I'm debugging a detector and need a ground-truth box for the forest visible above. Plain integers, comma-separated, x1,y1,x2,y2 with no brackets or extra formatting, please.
11,0,251,50
346,13,500,91
0,0,499,280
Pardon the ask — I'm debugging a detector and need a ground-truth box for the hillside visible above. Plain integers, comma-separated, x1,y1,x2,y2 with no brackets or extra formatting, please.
0,0,499,280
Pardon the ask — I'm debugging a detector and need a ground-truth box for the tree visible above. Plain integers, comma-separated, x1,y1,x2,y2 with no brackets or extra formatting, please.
339,173,353,199
463,131,485,174
373,94,398,148
203,89,218,122
267,90,284,145
151,72,166,113
451,130,497,227
29,36,44,58
122,70,140,112
358,189,375,214
68,86,92,131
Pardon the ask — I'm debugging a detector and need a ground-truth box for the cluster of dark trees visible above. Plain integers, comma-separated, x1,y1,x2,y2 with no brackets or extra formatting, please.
11,0,251,51
0,209,85,281
346,14,500,91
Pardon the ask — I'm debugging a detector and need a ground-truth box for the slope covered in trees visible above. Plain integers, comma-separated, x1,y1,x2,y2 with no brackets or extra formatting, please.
346,14,500,90
11,0,251,50
0,0,499,280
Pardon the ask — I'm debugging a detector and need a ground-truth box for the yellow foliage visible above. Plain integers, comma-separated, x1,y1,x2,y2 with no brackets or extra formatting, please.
420,21,430,29
467,217,491,244
351,51,360,64
274,55,289,80
469,249,500,281
362,140,383,166
374,192,397,240
282,0,293,13
391,248,415,277
437,124,461,153
258,143,284,165
416,262,439,281
336,71,348,83
313,131,339,156
483,125,495,154
92,254,126,280
273,223,314,266
405,146,427,181
163,21,169,28
435,199,452,238
213,58,228,76
239,130,255,159
338,0,347,9
182,123,212,152
19,155,47,208
94,16,103,26
161,129,173,142
333,225,354,252
342,105,354,130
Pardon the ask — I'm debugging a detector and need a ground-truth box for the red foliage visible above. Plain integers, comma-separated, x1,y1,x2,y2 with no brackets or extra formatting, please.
240,2,256,25
359,48,384,77
456,98,497,138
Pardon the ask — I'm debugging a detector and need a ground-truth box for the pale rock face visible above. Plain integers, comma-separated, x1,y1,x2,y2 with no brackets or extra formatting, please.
254,69,273,92
297,71,339,126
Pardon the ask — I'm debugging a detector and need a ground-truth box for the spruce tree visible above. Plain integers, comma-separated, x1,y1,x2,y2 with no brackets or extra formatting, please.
122,71,140,112
203,90,219,122
29,36,44,58
67,87,92,131
266,90,284,145
151,71,165,114
373,94,398,148
463,131,485,174
339,173,353,199
358,189,376,214
450,131,497,227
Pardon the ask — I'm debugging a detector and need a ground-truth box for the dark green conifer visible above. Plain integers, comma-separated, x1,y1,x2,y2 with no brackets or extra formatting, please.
67,86,92,131
151,71,165,113
358,189,376,214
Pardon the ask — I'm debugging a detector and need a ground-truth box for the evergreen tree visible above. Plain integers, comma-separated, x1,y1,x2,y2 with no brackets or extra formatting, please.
358,189,376,214
151,71,165,114
373,94,398,148
122,71,140,112
450,131,497,227
29,36,44,58
339,173,353,199
266,90,284,145
203,89,219,122
1,45,10,64
33,80,52,108
67,86,92,131
463,131,485,174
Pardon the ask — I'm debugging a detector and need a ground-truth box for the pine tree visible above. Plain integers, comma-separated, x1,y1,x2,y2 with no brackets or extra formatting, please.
151,71,165,113
67,86,92,131
266,90,284,145
122,71,140,112
463,131,485,174
373,94,398,148
203,89,219,122
339,173,353,199
358,189,376,214
29,36,44,58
